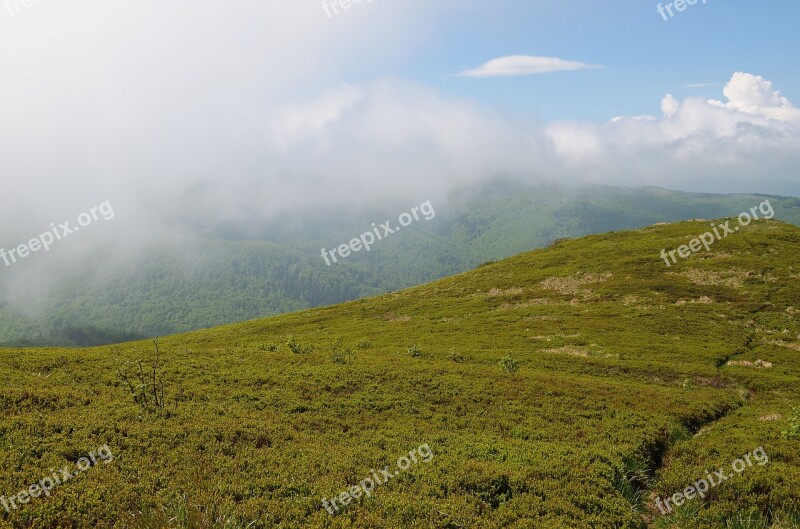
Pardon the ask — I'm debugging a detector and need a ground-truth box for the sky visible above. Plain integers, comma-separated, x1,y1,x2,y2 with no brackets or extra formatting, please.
428,0,800,122
1,0,799,261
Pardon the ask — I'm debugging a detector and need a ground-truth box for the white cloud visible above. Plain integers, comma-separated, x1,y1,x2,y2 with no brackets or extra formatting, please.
0,0,798,291
458,55,602,78
2,1,797,309
0,0,455,232
271,85,364,149
263,71,800,204
261,79,555,203
546,72,800,193
708,72,800,124
661,94,680,117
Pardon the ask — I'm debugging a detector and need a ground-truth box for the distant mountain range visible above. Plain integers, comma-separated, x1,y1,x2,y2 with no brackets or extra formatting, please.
2,180,799,346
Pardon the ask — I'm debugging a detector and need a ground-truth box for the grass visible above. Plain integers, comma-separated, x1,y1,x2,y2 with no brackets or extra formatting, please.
0,219,799,528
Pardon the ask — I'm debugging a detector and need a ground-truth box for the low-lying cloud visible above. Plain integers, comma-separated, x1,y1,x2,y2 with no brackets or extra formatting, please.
546,72,800,193
0,1,798,301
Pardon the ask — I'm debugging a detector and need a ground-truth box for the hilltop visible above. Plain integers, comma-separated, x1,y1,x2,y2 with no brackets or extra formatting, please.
2,181,800,347
0,218,799,528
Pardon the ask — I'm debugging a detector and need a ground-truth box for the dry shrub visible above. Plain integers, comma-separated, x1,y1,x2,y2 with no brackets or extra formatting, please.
727,359,774,368
539,272,612,296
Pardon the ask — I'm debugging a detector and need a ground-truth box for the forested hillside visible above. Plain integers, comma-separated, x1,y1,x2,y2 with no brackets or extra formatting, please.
2,181,799,346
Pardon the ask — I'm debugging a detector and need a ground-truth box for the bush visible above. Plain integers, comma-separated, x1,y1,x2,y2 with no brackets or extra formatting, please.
499,354,518,374
287,337,314,355
407,345,423,357
330,337,354,364
446,349,464,362
782,407,800,440
116,339,181,415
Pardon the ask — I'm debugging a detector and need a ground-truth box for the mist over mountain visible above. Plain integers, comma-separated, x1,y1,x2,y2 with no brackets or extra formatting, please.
3,2,800,528
3,180,798,347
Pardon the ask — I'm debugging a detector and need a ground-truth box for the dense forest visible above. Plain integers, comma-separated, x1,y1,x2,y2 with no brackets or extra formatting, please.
2,181,799,346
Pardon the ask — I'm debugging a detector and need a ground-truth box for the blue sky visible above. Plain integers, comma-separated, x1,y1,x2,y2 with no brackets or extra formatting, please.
1,0,800,239
352,0,800,121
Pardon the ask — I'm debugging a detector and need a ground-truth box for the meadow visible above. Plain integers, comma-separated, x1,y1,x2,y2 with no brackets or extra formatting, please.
1,218,799,528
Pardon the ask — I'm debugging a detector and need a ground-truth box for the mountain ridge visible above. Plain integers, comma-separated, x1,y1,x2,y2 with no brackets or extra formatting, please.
2,181,799,347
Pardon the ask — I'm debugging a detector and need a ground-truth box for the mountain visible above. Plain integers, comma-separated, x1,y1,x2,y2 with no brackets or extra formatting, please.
2,181,800,346
0,218,797,528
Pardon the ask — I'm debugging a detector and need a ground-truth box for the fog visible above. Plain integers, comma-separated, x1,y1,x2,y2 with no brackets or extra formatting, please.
1,1,799,304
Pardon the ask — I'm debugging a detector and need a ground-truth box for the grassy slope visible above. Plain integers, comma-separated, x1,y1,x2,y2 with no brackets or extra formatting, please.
0,219,799,528
3,184,800,347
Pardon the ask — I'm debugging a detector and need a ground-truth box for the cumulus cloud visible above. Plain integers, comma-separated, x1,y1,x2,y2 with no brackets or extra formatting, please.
458,55,603,78
708,72,800,124
661,94,680,117
546,72,800,193
274,71,800,202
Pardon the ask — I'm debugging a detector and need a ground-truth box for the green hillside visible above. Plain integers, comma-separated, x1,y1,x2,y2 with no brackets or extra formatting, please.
2,183,800,347
1,218,798,528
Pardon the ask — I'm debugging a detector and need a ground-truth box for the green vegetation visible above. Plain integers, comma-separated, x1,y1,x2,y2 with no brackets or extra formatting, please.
783,407,800,440
498,354,518,374
328,337,354,365
115,340,181,417
0,218,799,528
286,337,314,355
2,183,800,347
407,344,424,358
